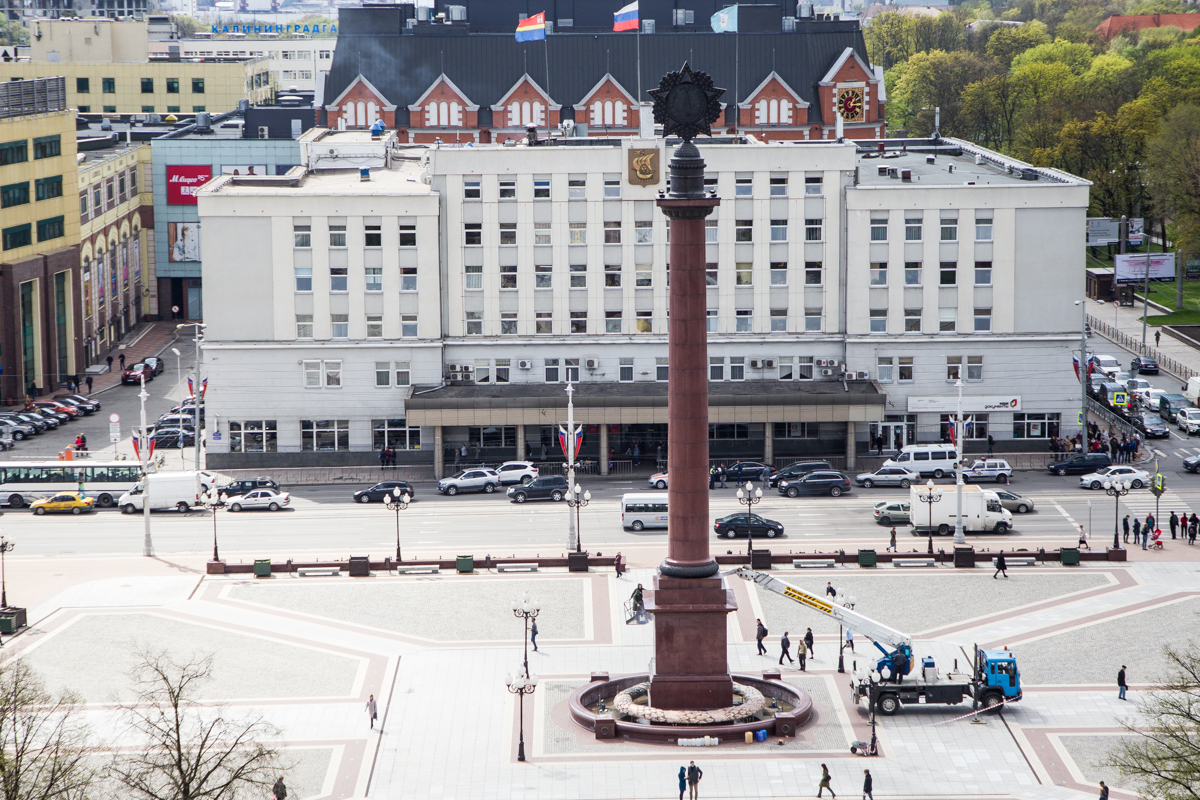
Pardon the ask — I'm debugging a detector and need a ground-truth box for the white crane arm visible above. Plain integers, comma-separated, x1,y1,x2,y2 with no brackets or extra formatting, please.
732,567,912,650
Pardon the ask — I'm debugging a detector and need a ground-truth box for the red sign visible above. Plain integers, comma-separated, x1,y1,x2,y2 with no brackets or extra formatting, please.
166,165,213,205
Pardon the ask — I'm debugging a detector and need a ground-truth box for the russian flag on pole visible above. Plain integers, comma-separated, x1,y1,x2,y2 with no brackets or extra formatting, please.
515,11,546,41
613,1,639,31
187,376,194,397
147,428,157,458
558,424,584,461
132,428,141,460
200,377,208,399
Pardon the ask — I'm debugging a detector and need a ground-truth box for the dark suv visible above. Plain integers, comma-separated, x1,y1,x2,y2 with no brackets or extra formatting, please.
1047,453,1112,476
767,461,833,488
507,475,569,503
778,471,852,497
217,477,280,499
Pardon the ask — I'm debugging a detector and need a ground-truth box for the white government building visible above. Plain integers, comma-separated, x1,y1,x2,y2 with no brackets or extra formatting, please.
198,126,1088,472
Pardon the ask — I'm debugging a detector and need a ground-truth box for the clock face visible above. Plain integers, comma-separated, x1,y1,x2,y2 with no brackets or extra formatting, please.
838,88,864,122
666,83,708,126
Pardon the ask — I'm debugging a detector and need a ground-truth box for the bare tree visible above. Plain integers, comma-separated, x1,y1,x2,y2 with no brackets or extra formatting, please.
1107,640,1200,800
109,652,282,800
0,660,95,800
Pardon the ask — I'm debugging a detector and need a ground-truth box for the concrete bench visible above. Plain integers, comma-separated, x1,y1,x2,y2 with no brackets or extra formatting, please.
793,559,836,568
994,556,1037,567
497,563,538,573
894,558,937,568
297,567,340,577
396,565,440,575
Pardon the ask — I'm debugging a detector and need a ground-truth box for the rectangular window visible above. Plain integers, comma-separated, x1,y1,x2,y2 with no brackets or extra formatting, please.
634,311,652,333
870,215,888,241
805,176,823,195
328,224,346,248
656,357,669,381
533,179,550,199
36,216,64,242
636,267,652,287
495,359,510,383
300,419,350,451
705,219,717,244
898,357,913,382
569,221,587,245
464,179,481,200
774,422,819,439
797,356,815,379
735,219,753,242
735,177,752,197
975,216,993,241
32,135,60,160
501,312,517,335
904,261,921,286
296,314,313,338
736,309,752,332
533,222,552,246
293,223,311,248
500,264,517,290
466,311,482,335
805,261,822,285
709,357,724,381
706,263,718,287
635,220,653,244
1013,412,1059,439
497,222,517,246
606,311,622,333
228,420,278,453
904,308,922,332
366,315,383,338
779,357,794,380
805,219,823,241
940,217,958,242
946,356,962,381
967,355,983,381
939,308,956,333
770,308,787,332
870,262,887,286
730,356,745,380
804,310,821,332
770,176,787,197
905,216,922,241
940,262,957,286
401,267,417,291
303,360,320,387
535,264,552,289
80,194,87,216
545,358,560,383
973,309,992,332
604,263,621,288
770,219,787,242
192,106,206,113
102,78,116,93
604,178,620,198
536,312,552,334
103,106,116,113
166,78,179,94
877,357,894,383
499,180,516,199
77,106,90,113
141,106,155,114
330,267,348,292
141,77,154,93
604,220,621,244
770,261,787,286
375,361,391,386
735,263,752,286
365,267,382,292
565,358,580,382
1,182,29,208
619,357,634,382
331,314,349,339
399,224,416,247
364,224,382,248
869,309,887,333
464,223,482,245
295,267,312,292
465,264,482,290
570,263,586,288
570,311,587,334
707,309,717,333
401,314,417,337
975,261,992,286
192,78,205,93
77,77,90,93
568,179,586,199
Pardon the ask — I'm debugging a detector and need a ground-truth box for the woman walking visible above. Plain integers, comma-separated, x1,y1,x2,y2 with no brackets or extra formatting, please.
817,763,835,798
677,766,686,800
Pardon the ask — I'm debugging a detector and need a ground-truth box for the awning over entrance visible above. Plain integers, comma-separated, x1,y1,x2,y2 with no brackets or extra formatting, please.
405,380,886,427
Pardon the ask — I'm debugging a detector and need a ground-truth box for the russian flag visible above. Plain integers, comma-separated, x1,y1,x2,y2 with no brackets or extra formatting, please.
132,428,142,460
515,11,546,41
613,1,638,31
200,377,208,399
147,428,157,458
1072,355,1096,381
558,424,584,461
188,376,194,397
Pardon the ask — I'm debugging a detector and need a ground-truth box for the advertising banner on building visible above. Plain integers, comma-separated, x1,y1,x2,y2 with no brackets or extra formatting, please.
166,165,213,205
168,222,201,262
907,396,1022,413
1115,253,1175,283
1087,217,1144,246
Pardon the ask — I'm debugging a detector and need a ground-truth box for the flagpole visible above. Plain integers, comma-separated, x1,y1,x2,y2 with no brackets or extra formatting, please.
636,18,642,104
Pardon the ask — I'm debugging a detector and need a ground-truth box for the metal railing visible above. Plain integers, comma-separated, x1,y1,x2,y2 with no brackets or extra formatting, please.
1087,315,1199,384
1085,397,1140,440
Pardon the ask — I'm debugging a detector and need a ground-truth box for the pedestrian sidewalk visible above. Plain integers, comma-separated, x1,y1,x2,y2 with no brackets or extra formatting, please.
66,321,181,397
1088,299,1200,381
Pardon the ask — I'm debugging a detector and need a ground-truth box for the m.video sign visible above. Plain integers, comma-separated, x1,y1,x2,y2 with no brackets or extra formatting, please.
210,23,337,34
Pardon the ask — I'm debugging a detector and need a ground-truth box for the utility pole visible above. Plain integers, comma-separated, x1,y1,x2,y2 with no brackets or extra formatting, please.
140,374,153,558
176,323,206,472
953,379,965,546
1142,217,1151,347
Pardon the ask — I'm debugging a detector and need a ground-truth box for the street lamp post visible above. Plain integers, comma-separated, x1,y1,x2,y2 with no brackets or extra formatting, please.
837,589,858,674
504,668,538,763
565,484,591,554
952,379,966,545
1104,478,1132,550
737,481,764,560
917,479,943,555
139,374,153,558
171,346,184,469
1074,300,1089,452
175,323,206,472
199,490,221,562
385,487,411,561
0,536,13,608
563,382,579,551
512,591,540,676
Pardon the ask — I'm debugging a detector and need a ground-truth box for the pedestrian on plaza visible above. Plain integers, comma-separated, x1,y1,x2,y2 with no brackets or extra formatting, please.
633,444,641,466
863,769,874,800
826,582,837,598
1191,513,1199,539
734,462,745,486
85,375,93,393
119,353,126,369
1155,330,1161,347
1146,513,1155,533
677,767,687,800
1099,780,1109,800
718,465,727,488
614,552,625,578
74,435,84,451
686,761,702,800
987,435,994,456
631,584,645,622
453,447,460,468
1142,527,1150,550
1118,666,1127,700
79,434,87,451
845,627,855,653
756,618,768,656
530,619,538,652
1191,523,1198,546
779,631,794,665
379,448,388,470
709,466,716,490
1170,511,1179,539
273,776,287,800
1123,515,1130,543
1078,526,1090,550
365,694,378,729
887,527,897,553
804,628,815,658
106,355,113,372
540,443,547,461
798,641,807,671
994,551,1008,579
817,764,835,798
1132,516,1141,544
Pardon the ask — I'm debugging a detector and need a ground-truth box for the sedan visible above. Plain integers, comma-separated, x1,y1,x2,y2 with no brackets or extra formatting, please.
1079,465,1150,490
20,410,59,430
218,477,280,499
779,471,852,498
1134,412,1170,439
31,492,95,515
62,394,100,412
1184,454,1200,473
1131,356,1160,375
713,512,784,539
55,397,95,415
726,462,775,483
648,472,668,490
767,461,834,488
437,469,501,495
354,480,416,503
855,467,919,488
225,489,290,512
993,489,1035,514
30,402,72,421
507,475,569,503
121,363,156,385
2,413,46,433
143,356,166,376
1138,387,1167,407
152,427,196,448
873,501,911,525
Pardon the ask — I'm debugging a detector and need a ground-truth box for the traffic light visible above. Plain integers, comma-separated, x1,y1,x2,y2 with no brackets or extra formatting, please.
1152,473,1166,497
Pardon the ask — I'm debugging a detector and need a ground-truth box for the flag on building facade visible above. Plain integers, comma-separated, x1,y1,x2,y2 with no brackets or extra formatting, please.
711,5,739,32
613,1,639,31
515,11,546,41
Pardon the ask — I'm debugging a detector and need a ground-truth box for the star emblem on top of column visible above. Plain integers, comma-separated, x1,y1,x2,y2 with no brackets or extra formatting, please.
649,62,725,142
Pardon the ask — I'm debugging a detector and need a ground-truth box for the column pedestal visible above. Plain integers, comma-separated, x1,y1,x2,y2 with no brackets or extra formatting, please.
645,576,737,709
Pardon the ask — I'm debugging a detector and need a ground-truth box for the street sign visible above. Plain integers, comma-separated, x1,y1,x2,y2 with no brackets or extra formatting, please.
109,423,121,444
1078,412,1084,425
109,413,119,423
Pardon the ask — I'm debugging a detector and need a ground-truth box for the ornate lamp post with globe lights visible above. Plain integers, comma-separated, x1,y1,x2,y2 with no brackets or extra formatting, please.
1104,478,1132,550
199,490,221,562
917,480,943,555
385,487,411,561
565,484,590,554
737,481,763,560
836,588,858,674
505,667,538,763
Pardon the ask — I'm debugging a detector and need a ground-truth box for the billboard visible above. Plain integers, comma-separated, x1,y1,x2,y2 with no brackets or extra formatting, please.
1087,217,1144,247
166,165,212,205
1115,253,1175,284
907,396,1022,413
168,222,201,262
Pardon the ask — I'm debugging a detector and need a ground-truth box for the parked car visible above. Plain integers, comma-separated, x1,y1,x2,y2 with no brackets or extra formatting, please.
1135,412,1170,439
156,414,197,430
724,462,775,483
217,477,280,499
20,410,59,430
1047,453,1112,476
1184,454,1200,473
1131,356,1160,375
767,461,833,488
29,401,71,421
713,512,785,539
873,501,911,525
1093,355,1122,377
0,418,35,440
225,489,290,512
62,394,100,412
1177,408,1200,435
778,471,852,497
353,480,416,503
2,413,46,433
495,461,538,485
142,356,165,376
993,489,1034,513
647,472,669,490
151,427,196,448
855,467,919,488
959,459,1014,483
31,492,95,515
437,468,501,495
1079,465,1150,490
120,363,156,385
507,475,569,503
54,397,95,416
168,405,205,422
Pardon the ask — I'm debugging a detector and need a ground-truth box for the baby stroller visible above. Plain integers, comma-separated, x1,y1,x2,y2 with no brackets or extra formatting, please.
1150,529,1165,551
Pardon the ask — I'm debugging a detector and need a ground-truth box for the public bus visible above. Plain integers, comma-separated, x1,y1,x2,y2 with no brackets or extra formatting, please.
0,461,145,508
620,492,669,531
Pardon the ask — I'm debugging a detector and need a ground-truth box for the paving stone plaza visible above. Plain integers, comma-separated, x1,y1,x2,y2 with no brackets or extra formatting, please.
4,558,1195,800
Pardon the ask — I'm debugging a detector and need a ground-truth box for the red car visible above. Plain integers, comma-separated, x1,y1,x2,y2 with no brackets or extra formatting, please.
32,399,79,418
121,363,156,385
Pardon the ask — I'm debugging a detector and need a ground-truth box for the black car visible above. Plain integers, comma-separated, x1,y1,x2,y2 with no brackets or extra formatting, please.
1131,356,1160,375
152,427,195,448
723,461,776,483
218,477,280,499
507,475,569,503
713,512,785,539
354,480,416,503
1184,454,1200,473
143,356,166,376
168,404,205,422
62,394,100,412
1135,412,1170,439
767,461,833,488
23,409,60,429
779,471,852,497
3,413,47,433
1047,453,1112,476
157,414,197,430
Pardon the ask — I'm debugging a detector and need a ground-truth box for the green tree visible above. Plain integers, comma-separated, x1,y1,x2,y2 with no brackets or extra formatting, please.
1010,39,1096,74
1056,101,1157,217
1079,52,1137,115
897,49,996,136
0,18,28,45
865,12,916,70
985,20,1051,66
1011,60,1075,157
961,73,1023,150
171,15,202,38
1146,104,1200,261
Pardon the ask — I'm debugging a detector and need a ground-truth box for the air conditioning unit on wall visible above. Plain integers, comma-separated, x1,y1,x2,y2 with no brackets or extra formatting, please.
820,368,834,377
584,357,599,370
763,358,776,369
749,359,764,369
856,370,870,380
518,360,533,370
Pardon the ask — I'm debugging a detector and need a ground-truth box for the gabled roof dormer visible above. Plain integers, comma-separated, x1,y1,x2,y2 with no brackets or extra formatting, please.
325,74,397,129
409,74,479,128
491,73,561,129
578,73,639,132
819,46,876,86
738,71,809,126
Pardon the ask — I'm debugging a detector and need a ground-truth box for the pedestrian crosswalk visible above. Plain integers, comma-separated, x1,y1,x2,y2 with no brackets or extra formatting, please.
1116,488,1191,520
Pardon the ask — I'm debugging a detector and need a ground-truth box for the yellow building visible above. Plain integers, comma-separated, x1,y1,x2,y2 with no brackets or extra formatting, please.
28,17,152,64
0,76,83,402
78,141,155,363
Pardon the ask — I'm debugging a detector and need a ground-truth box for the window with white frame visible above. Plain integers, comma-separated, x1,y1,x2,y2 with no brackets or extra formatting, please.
500,264,517,290
568,178,585,199
301,419,349,451
499,222,517,246
905,215,922,241
769,261,788,286
975,215,992,241
296,314,313,338
797,356,814,379
570,311,587,333
544,358,560,383
940,413,988,440
635,220,652,244
534,222,551,245
706,263,718,287
375,361,391,386
366,267,382,291
402,314,418,338
735,263,752,286
735,219,753,242
974,308,992,332
399,224,416,247
870,215,888,241
604,220,621,244
465,264,482,290
770,176,787,196
869,309,887,333
1013,412,1059,439
804,310,821,332
940,262,957,286
328,224,346,248
366,315,383,338
570,263,586,288
293,222,311,248
401,266,417,291
303,360,341,388
304,360,321,387
779,356,794,380
946,356,962,381
466,311,482,335
870,262,887,286
604,263,621,288
877,356,894,382
770,308,787,331
904,261,921,286
331,314,348,338
939,308,956,333
735,176,752,196
535,264,552,289
905,308,922,332
770,219,787,242
805,261,822,285
606,311,622,333
604,177,620,198
533,179,550,199
464,178,481,200
898,356,913,381
805,218,823,241
364,224,382,248
705,219,718,243
710,357,725,381
967,355,983,380
619,358,634,382
729,356,745,380
940,216,958,242
975,261,992,286
495,359,511,383
373,418,421,450
499,179,516,199
736,309,752,332
707,309,718,333
474,359,491,383
565,358,580,382
569,221,586,245
805,176,822,195
630,310,649,333
330,266,347,292
656,357,669,381
464,223,482,245
536,312,552,333
295,266,312,292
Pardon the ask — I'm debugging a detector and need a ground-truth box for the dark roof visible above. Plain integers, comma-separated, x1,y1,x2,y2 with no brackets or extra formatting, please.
327,9,870,127
407,380,885,411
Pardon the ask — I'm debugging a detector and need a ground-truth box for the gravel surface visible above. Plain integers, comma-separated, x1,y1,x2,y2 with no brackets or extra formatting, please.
1058,734,1137,791
754,572,1109,640
23,613,359,703
228,578,585,641
278,747,334,800
1011,596,1200,685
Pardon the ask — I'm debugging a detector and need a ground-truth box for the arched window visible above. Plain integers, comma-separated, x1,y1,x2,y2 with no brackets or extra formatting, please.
532,101,544,126
615,101,626,126
604,100,613,126
449,102,462,126
367,101,378,125
756,99,768,125
356,101,366,127
439,101,449,127
769,98,779,124
509,101,521,127
780,101,792,124
591,101,603,127
426,102,437,127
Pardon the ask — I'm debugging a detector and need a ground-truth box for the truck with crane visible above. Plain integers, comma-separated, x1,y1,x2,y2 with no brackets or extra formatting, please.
733,568,1023,715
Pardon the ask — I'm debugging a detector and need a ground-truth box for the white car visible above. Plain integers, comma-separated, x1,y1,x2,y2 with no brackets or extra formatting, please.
225,489,291,511
648,472,668,489
1126,378,1152,395
1079,465,1150,490
495,461,538,485
1178,408,1200,435
437,468,501,495
1139,387,1167,406
1093,355,1121,377
959,459,1013,483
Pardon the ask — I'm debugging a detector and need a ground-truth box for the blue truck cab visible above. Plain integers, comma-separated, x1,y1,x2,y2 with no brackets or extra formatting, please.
978,648,1022,702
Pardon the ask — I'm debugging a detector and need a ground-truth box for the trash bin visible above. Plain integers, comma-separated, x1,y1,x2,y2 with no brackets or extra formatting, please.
253,559,271,578
857,549,877,568
0,607,26,634
348,556,370,577
953,547,976,568
456,555,474,574
568,551,589,572
1060,547,1081,566
750,549,772,570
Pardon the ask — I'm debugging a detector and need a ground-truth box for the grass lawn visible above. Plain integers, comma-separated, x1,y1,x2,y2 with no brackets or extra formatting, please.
1086,248,1200,323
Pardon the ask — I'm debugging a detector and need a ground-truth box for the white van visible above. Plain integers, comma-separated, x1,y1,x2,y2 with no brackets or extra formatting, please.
621,492,668,531
119,471,201,513
882,445,958,478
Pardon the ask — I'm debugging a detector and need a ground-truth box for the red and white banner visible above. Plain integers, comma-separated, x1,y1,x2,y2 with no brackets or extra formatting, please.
166,165,213,205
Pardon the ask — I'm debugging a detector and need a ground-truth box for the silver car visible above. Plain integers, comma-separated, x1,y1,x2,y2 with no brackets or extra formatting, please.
437,468,501,496
0,418,35,441
993,489,1034,514
873,501,911,525
855,467,919,488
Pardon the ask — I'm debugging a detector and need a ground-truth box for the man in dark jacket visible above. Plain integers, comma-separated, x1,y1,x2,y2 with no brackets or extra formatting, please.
825,582,837,598
273,777,287,800
993,551,1008,579
1170,511,1179,539
1122,515,1130,543
779,631,794,665
863,769,874,800
756,619,768,656
686,762,702,800
1118,666,1127,700
804,628,815,658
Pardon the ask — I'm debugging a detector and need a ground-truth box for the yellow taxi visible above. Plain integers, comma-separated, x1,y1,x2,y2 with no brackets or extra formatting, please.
31,492,96,515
